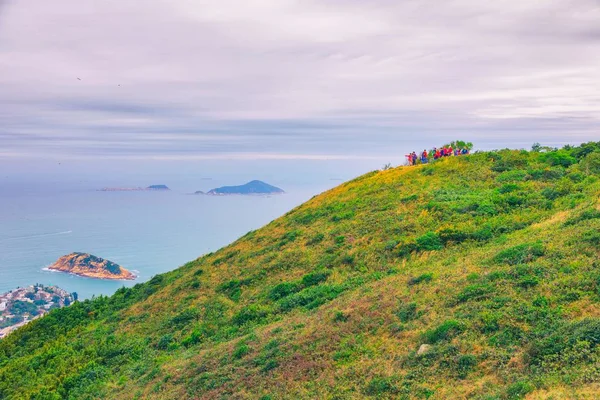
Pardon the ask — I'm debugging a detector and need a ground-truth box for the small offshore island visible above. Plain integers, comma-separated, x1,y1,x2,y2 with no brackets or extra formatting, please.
99,184,170,192
48,253,135,280
201,180,284,195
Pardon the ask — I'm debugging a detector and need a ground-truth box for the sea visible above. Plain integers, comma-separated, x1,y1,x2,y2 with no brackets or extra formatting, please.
0,178,340,299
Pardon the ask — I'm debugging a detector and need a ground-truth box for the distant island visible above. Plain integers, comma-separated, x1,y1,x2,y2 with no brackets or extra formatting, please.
1,285,75,339
205,180,284,195
48,253,136,280
99,185,170,192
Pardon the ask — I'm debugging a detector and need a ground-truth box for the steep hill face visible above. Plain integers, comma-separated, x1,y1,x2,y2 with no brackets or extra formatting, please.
1,144,600,399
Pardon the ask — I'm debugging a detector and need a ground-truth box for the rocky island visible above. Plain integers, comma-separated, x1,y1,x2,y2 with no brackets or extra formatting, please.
48,253,135,280
206,180,284,195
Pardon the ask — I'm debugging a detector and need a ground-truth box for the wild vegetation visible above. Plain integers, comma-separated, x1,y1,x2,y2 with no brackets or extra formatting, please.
1,142,600,399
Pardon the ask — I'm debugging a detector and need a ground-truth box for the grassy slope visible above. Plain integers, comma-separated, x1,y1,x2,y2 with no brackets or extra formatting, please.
1,147,600,399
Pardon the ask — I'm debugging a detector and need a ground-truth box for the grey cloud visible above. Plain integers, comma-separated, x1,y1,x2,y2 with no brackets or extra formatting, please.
0,0,599,160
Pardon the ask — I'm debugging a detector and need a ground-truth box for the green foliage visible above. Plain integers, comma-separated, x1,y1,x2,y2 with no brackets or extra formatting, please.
415,232,443,251
364,376,399,396
396,302,419,323
408,273,433,286
505,380,535,399
423,320,465,344
301,271,330,287
267,282,302,301
279,285,345,312
493,242,545,265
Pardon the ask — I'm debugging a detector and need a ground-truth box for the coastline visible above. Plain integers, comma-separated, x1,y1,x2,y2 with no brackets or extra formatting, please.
42,267,137,281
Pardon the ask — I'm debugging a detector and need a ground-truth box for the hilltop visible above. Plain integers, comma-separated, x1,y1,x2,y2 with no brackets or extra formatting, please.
207,180,284,195
1,143,600,399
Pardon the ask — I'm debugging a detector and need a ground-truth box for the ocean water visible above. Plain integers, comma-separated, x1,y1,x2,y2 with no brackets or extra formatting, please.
0,183,330,299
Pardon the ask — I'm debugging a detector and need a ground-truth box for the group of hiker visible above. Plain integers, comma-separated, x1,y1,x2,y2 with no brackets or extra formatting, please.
406,146,470,166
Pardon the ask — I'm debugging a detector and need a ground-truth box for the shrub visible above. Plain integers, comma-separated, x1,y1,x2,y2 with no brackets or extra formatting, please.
232,343,250,359
279,285,344,312
505,380,535,399
396,302,419,323
491,152,528,172
580,152,600,175
216,280,243,301
564,208,600,226
456,354,477,379
232,305,270,326
437,228,469,245
301,271,330,287
423,320,465,344
169,308,198,328
582,230,600,246
408,273,433,286
364,376,398,396
499,183,520,193
279,230,301,247
268,282,302,301
333,311,349,322
493,242,545,265
497,170,528,182
528,319,600,365
416,232,443,251
540,150,576,168
306,233,325,245
156,334,174,350
456,284,493,303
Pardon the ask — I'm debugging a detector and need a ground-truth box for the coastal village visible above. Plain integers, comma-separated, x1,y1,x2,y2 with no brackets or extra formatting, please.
0,284,75,339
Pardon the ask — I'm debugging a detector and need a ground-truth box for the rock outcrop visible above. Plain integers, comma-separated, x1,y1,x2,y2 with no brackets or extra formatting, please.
48,253,135,280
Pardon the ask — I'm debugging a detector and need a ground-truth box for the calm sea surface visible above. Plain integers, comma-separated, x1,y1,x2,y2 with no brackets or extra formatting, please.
0,182,330,299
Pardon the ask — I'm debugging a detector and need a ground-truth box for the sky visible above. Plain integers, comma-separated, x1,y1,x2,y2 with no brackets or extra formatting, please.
1,0,599,170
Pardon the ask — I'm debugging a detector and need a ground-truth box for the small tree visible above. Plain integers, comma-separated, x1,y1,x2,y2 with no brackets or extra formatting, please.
382,163,393,171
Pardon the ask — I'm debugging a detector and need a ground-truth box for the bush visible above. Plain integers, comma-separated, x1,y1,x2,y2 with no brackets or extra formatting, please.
505,380,535,399
437,228,469,245
333,311,349,322
528,319,600,365
301,271,330,287
232,343,250,359
416,232,443,251
279,285,344,312
396,302,419,323
364,376,398,396
456,354,477,379
494,243,545,265
216,280,243,301
232,305,270,326
456,284,493,303
423,320,465,344
497,170,528,182
408,273,433,286
306,233,325,245
580,152,600,175
499,183,520,193
563,208,600,226
268,282,302,301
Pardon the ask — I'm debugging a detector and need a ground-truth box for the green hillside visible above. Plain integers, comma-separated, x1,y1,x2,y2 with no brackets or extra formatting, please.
2,143,600,399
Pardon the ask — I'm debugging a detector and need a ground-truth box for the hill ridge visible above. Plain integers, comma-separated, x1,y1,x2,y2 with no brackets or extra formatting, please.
1,144,600,399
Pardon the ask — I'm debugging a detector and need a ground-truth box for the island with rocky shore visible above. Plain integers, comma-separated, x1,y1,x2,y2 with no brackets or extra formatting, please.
203,180,284,195
48,253,136,280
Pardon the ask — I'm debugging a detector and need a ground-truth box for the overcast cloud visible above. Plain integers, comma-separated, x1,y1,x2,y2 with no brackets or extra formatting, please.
1,0,599,160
